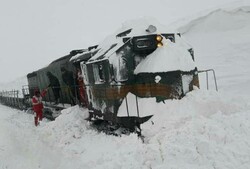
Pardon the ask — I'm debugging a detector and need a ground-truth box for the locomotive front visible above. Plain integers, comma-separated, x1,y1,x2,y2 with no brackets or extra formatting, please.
81,23,199,129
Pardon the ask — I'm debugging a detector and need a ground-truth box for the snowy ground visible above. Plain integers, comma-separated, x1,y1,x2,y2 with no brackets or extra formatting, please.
1,90,250,169
1,2,250,169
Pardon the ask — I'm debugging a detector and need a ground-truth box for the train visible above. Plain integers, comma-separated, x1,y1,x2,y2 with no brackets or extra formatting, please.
3,20,203,131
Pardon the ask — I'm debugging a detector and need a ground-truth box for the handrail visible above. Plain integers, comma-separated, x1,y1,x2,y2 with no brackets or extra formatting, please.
124,94,140,119
125,96,130,117
198,69,218,91
135,96,140,118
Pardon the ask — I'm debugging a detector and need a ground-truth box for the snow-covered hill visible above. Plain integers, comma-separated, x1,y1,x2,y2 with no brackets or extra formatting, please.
1,3,250,169
180,5,250,100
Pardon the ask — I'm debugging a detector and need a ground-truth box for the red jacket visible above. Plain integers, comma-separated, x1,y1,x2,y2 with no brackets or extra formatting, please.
32,90,47,112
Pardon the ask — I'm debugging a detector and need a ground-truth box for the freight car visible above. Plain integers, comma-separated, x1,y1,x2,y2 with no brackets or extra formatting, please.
27,49,89,107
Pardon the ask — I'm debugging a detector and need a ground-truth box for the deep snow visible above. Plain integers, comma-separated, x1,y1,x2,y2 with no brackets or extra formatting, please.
1,2,250,169
1,89,250,169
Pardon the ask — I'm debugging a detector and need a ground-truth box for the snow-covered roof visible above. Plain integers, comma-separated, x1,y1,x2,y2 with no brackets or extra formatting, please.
85,17,177,64
82,17,197,73
116,17,175,37
70,47,98,63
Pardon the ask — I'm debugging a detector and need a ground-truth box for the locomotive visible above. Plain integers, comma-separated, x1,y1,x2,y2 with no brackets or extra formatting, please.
26,21,199,130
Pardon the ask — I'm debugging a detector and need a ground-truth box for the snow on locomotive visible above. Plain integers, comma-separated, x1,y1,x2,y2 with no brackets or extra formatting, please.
73,19,199,129
27,19,199,128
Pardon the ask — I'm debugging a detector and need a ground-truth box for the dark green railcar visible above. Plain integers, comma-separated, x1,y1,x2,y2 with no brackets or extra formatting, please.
27,50,87,106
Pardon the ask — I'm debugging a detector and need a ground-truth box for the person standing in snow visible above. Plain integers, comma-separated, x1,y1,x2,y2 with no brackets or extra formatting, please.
32,88,48,126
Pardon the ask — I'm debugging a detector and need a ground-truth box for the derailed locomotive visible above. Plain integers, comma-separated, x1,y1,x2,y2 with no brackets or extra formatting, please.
27,21,199,129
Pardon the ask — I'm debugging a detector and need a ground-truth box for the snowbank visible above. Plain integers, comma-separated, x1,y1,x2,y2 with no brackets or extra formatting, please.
178,6,250,35
19,88,245,169
1,90,250,169
140,89,250,169
35,89,250,168
39,105,145,169
180,4,250,99
39,106,90,147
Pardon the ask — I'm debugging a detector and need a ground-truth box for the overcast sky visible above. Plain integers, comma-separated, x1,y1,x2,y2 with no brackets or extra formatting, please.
0,0,239,83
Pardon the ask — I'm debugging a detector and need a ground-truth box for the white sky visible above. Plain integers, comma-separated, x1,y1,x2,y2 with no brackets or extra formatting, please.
0,0,238,83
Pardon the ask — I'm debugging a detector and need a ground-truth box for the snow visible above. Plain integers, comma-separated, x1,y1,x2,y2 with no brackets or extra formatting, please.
1,2,250,169
1,89,250,169
141,89,250,169
134,38,196,74
182,74,194,93
118,17,175,37
180,4,250,99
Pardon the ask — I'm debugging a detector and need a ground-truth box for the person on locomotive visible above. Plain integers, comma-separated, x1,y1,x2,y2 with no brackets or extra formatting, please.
32,88,48,126
46,72,61,104
76,68,88,106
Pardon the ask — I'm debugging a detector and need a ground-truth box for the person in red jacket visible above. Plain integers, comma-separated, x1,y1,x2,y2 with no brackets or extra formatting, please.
32,88,47,126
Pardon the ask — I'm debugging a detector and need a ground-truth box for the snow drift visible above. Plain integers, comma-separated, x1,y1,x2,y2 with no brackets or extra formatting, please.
179,5,250,100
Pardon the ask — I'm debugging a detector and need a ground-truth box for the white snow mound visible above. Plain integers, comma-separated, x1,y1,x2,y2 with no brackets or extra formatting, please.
134,38,196,74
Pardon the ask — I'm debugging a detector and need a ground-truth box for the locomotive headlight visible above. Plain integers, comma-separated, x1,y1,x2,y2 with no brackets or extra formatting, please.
157,42,163,47
156,35,163,42
156,35,163,47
